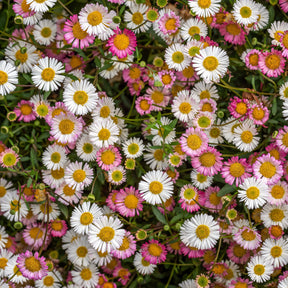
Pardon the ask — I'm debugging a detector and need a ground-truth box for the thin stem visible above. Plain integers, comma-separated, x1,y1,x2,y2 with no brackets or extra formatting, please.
165,263,176,288
57,0,73,15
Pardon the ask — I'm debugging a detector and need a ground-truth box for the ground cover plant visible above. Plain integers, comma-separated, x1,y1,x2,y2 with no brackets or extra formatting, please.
1,0,288,287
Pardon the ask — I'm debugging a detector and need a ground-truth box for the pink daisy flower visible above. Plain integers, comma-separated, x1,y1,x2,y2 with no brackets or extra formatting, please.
280,0,288,13
128,80,144,96
266,143,287,163
219,21,246,45
259,48,285,78
221,156,252,186
106,28,137,59
157,196,175,215
113,266,130,285
141,240,167,264
23,224,49,250
229,278,253,288
228,96,250,120
106,190,118,211
179,127,209,157
267,181,288,206
234,226,261,250
176,65,199,83
158,70,176,89
49,219,68,237
16,251,48,280
145,87,170,112
191,146,223,176
96,145,122,171
12,0,39,19
63,54,86,72
158,10,180,35
248,103,269,125
199,98,217,113
204,186,223,211
115,186,144,217
0,148,19,168
111,231,136,259
14,100,36,122
63,14,95,49
269,225,284,240
211,7,228,29
180,242,205,259
166,240,182,255
122,64,144,84
218,218,232,234
245,49,261,70
135,96,153,115
252,154,283,185
276,126,288,153
178,184,203,213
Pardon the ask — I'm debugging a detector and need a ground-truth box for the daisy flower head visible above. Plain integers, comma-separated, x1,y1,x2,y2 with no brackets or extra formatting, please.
31,201,60,221
50,112,83,144
252,3,269,31
237,177,269,209
248,103,269,126
232,0,259,26
23,224,48,250
157,9,181,35
219,21,246,46
164,43,190,71
26,0,56,12
111,231,136,259
261,203,288,229
246,255,273,283
181,18,208,42
192,111,215,130
204,186,223,211
280,81,288,102
227,241,250,265
16,251,48,280
70,201,103,235
0,148,19,168
234,226,261,250
259,48,285,78
179,127,209,157
34,270,63,288
150,117,176,145
141,239,167,264
143,146,169,171
138,170,174,205
276,126,288,153
6,255,27,284
33,19,57,45
42,167,66,189
42,144,67,170
71,264,99,288
49,219,68,237
14,99,36,122
268,181,288,206
179,184,202,213
280,0,288,13
245,49,261,70
0,249,13,277
0,60,18,96
107,28,137,59
179,279,197,288
135,96,153,115
63,80,98,115
122,137,144,159
133,252,157,275
190,169,213,190
192,46,229,83
32,57,65,92
268,21,288,46
76,134,98,162
96,145,122,171
252,154,283,185
88,215,125,253
192,80,219,100
188,0,221,18
180,214,220,250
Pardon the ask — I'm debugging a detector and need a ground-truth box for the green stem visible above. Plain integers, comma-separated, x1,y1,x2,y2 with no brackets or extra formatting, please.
127,94,137,119
165,263,176,288
113,86,128,100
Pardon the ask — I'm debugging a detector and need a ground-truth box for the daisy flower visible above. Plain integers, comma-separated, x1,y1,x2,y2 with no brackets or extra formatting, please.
261,203,288,228
144,147,169,171
280,0,288,13
0,226,8,251
237,177,269,209
50,112,83,144
122,137,144,159
276,126,288,153
63,80,98,115
192,111,215,130
234,226,261,250
107,166,126,185
26,0,56,12
158,10,181,35
111,231,137,259
55,182,82,205
33,19,57,45
49,219,68,237
88,215,125,253
96,145,122,171
31,201,60,221
192,46,229,83
70,202,103,235
107,28,137,59
63,14,95,49
31,57,65,92
133,252,157,275
71,264,99,288
279,278,288,288
248,103,269,125
204,186,222,212
23,224,48,250
188,0,221,17
138,170,174,205
268,181,288,206
244,49,261,70
0,60,18,96
227,241,251,264
14,100,36,122
268,21,288,46
179,184,202,213
246,255,273,283
0,148,19,168
6,255,27,284
76,134,98,162
164,43,190,71
42,144,67,170
184,40,204,59
0,249,13,277
35,270,63,288
135,96,153,115
269,225,284,240
179,279,197,288
16,251,48,280
252,154,283,185
259,49,285,78
192,81,219,100
42,167,66,189
141,239,167,264
190,170,213,190
150,117,176,145
232,0,259,26
252,3,269,31
181,18,207,41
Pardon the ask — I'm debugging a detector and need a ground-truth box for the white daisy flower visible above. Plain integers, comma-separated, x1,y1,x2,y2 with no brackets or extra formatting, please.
171,90,200,122
32,57,65,92
143,147,169,171
42,167,66,189
188,0,221,17
88,215,125,253
30,94,51,118
184,40,204,58
138,170,174,205
0,60,18,96
180,18,208,41
63,80,98,115
0,178,16,201
252,3,269,31
261,238,288,268
5,255,26,284
279,277,288,288
232,0,259,26
268,21,288,46
91,96,115,119
35,271,63,288
261,203,288,229
133,252,157,275
62,229,79,250
192,46,229,83
122,137,145,159
237,177,269,209
71,263,99,288
27,0,56,12
0,249,13,277
22,11,43,26
232,120,260,152
192,81,219,100
99,61,120,80
31,201,60,221
113,54,134,71
76,134,99,162
90,249,112,267
42,144,67,170
204,121,225,146
180,214,220,250
164,43,191,71
55,182,82,205
222,117,242,143
279,81,288,101
108,165,126,185
70,202,103,235
33,19,57,45
190,169,213,190
246,255,273,283
124,3,151,33
64,161,94,191
179,279,197,288
0,226,8,251
5,43,39,73
268,181,288,206
63,69,84,87
89,118,119,148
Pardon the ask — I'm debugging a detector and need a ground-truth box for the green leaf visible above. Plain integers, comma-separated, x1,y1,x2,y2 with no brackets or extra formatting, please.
30,149,38,169
96,167,105,184
57,202,69,219
170,213,184,225
22,73,32,83
119,4,126,16
27,177,33,187
94,57,101,68
217,184,236,197
152,206,168,225
272,98,277,116
64,73,79,81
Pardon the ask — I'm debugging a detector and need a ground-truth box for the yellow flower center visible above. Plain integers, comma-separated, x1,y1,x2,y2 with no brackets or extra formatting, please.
195,224,210,239
63,184,76,196
36,104,49,116
2,153,17,167
198,115,211,128
119,237,130,250
282,33,288,48
87,11,103,26
21,0,31,12
98,227,115,242
132,12,143,25
111,170,123,182
51,168,65,179
70,55,82,69
252,107,265,120
10,199,20,212
0,187,6,198
210,127,220,138
203,56,219,71
235,102,247,115
80,212,93,225
41,27,52,38
187,134,202,150
198,0,211,9
249,54,259,66
98,128,111,141
0,71,8,85
15,50,28,63
188,46,200,57
241,229,256,241
274,30,284,41
124,194,139,209
100,106,110,118
82,143,93,154
233,244,246,257
259,162,276,178
282,133,288,147
270,225,283,238
73,91,88,105
179,102,191,114
254,264,265,276
51,221,63,231
113,34,130,50
73,169,86,183
40,203,52,214
226,23,241,35
153,149,163,161
52,108,66,118
165,18,177,31
20,104,32,115
269,208,285,222
172,51,184,64
188,26,200,36
59,119,74,134
34,0,46,3
183,188,196,200
209,192,221,205
271,185,285,199
0,258,8,269
271,246,282,258
148,243,162,256
265,54,281,70
127,143,139,155
29,227,43,239
101,150,115,165
41,68,55,82
139,99,150,111
199,152,216,167
239,6,252,18
141,258,150,266
80,268,92,280
149,181,163,194
51,152,61,163
72,22,88,39
161,74,172,85
197,173,207,183
182,66,195,78
246,186,260,199
25,256,41,272
77,246,88,257
241,131,253,144
129,67,141,79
